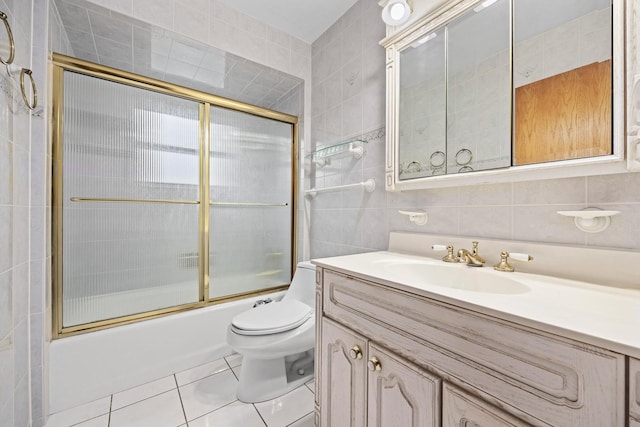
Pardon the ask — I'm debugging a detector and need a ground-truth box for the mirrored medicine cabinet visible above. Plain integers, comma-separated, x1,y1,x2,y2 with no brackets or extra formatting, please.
381,0,636,191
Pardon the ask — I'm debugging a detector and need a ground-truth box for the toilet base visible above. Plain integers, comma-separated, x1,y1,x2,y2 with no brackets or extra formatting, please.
236,350,314,403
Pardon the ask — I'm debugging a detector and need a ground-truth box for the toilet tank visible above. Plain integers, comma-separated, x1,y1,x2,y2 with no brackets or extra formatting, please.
282,261,316,308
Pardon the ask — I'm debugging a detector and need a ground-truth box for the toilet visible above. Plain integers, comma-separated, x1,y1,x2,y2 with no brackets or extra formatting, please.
227,261,316,403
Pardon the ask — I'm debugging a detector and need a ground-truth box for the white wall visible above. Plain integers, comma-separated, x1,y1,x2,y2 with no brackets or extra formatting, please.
0,0,49,425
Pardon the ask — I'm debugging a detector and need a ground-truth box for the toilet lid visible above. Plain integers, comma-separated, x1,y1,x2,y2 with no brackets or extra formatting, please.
231,300,312,335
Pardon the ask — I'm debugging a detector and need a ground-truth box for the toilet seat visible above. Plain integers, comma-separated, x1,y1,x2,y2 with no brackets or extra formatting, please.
230,300,312,336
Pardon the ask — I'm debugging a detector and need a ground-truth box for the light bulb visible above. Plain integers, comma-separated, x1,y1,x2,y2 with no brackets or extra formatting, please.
390,3,405,20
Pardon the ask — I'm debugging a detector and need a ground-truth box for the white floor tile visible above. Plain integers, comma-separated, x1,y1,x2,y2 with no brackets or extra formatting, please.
224,353,243,368
305,379,315,393
287,412,314,427
45,396,111,427
111,375,176,410
188,401,266,427
179,370,238,421
231,365,241,380
74,414,109,426
175,358,229,386
109,389,185,427
254,386,314,427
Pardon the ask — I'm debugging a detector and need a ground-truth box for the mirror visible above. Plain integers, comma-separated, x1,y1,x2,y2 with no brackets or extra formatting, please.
387,0,621,189
447,0,510,174
398,27,446,179
513,0,612,165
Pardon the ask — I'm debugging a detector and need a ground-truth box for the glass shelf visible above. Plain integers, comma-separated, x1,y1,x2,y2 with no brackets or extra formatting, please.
308,139,367,166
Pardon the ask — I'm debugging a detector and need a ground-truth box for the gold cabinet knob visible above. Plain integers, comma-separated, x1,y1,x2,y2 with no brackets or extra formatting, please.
349,345,363,360
368,356,382,372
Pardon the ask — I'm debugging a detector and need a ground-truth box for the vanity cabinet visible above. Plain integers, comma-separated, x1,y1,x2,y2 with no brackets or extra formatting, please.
315,268,627,426
631,358,640,426
320,318,441,426
443,383,530,427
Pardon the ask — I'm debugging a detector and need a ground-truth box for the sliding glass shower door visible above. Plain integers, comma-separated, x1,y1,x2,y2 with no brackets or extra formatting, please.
53,54,298,336
61,71,202,327
209,107,293,299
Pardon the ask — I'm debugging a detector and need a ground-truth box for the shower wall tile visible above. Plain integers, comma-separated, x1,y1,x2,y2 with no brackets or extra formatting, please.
174,1,208,43
361,167,386,209
514,177,586,205
361,208,387,250
131,0,173,30
361,136,385,170
421,187,460,208
0,139,12,206
585,203,640,249
0,269,11,341
459,206,513,239
513,205,586,246
459,182,513,207
587,172,640,203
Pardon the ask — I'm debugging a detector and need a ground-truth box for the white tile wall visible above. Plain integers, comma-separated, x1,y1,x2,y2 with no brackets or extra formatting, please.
0,0,39,424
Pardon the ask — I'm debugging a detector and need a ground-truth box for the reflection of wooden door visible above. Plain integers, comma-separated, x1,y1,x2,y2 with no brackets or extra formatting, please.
514,60,611,165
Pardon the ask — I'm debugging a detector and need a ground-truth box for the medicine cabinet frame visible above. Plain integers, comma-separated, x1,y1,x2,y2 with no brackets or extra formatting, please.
380,0,636,191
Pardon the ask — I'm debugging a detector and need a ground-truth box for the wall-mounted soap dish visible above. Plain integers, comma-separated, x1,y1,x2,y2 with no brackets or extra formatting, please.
398,210,428,225
557,208,620,233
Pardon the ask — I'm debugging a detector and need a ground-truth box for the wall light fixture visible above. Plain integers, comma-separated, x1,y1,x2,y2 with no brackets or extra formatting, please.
382,0,412,26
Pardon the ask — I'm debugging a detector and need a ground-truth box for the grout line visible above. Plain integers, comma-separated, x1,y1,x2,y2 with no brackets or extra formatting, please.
174,374,189,425
107,395,112,426
286,411,314,426
252,403,269,427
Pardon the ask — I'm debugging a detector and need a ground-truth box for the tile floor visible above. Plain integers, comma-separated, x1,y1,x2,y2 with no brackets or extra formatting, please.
45,354,315,427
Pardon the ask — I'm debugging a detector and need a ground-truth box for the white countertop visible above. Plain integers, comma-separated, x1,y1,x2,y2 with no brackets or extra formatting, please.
313,251,640,359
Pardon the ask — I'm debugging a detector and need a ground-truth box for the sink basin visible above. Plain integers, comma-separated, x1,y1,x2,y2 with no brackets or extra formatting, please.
381,262,530,294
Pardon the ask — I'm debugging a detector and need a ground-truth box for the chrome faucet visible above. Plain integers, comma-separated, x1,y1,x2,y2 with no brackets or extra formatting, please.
457,241,485,267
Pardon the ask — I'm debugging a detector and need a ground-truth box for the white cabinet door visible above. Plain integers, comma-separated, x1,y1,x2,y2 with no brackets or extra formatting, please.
320,318,368,427
443,383,531,427
367,343,441,427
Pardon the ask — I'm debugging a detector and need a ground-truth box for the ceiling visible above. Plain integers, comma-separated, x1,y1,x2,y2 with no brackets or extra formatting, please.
53,0,304,110
217,0,360,44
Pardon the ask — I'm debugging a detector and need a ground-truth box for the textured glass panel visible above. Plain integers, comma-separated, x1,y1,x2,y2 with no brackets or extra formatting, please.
62,71,200,327
62,203,199,326
62,71,200,202
209,107,293,299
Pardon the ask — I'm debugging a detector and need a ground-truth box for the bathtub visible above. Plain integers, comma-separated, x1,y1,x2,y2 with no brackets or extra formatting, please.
49,290,285,413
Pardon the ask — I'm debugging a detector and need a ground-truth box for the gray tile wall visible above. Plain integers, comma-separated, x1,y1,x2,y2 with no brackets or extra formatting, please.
0,0,39,425
309,0,640,259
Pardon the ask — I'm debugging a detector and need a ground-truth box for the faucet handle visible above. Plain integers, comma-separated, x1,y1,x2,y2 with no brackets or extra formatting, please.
509,253,533,262
493,251,533,272
470,241,485,263
432,244,459,263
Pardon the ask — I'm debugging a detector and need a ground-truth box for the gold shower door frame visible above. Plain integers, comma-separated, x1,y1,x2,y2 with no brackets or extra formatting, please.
51,53,299,338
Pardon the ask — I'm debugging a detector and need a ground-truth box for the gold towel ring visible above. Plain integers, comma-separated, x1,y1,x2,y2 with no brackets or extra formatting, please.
20,68,37,110
0,11,15,65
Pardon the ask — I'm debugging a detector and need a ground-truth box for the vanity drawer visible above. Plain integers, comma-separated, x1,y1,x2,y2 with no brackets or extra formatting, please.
443,383,531,427
631,357,640,423
322,270,626,426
